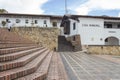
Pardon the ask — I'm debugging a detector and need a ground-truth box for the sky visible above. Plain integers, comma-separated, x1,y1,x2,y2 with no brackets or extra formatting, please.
0,0,120,17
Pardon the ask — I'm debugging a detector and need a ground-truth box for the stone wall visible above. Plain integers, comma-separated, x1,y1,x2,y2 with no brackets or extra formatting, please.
88,46,120,55
66,34,82,51
11,27,60,50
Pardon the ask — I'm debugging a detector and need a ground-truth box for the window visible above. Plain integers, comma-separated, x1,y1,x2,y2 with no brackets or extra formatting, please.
45,24,47,27
6,19,10,23
31,21,34,25
16,19,20,23
44,20,47,24
6,19,9,22
104,24,112,28
52,22,57,27
35,20,37,24
25,20,29,24
118,24,120,28
73,22,76,30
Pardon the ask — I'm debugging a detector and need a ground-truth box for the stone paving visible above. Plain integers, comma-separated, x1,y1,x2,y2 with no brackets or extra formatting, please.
60,52,120,80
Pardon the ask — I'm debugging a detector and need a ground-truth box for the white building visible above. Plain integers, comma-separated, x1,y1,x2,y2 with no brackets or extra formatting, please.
0,13,120,46
0,13,62,28
60,15,120,46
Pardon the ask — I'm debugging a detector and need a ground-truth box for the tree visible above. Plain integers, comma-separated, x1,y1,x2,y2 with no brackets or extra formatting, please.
0,9,8,13
1,21,6,27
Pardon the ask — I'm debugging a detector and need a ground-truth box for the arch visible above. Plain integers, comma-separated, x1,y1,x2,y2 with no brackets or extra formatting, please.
104,36,119,45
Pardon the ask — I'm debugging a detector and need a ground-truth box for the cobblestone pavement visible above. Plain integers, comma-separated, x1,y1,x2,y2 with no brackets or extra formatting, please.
60,52,120,80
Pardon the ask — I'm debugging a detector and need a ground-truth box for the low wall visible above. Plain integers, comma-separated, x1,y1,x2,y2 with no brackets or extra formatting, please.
11,27,60,50
88,45,120,55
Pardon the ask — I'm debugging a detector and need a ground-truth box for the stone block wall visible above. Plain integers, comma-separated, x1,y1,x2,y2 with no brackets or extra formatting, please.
66,34,82,51
11,27,60,50
88,46,120,55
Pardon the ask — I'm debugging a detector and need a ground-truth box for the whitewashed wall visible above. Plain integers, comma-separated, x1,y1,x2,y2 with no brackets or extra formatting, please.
69,17,120,45
0,16,52,27
69,19,78,36
61,17,120,45
77,18,104,45
103,29,120,45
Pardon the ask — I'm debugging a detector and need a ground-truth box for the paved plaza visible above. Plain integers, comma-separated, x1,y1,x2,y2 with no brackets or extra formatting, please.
60,52,120,80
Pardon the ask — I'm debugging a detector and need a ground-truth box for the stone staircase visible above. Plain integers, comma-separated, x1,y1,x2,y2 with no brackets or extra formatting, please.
0,28,68,80
0,28,34,49
0,28,32,43
58,36,74,52
0,45,52,80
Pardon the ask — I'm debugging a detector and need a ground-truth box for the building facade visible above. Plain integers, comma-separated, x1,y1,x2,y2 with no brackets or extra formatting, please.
0,13,61,28
60,15,120,46
78,17,120,46
0,13,120,46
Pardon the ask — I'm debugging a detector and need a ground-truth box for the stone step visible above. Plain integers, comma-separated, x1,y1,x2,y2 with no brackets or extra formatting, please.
0,50,49,80
0,43,35,49
0,47,43,62
0,46,37,55
46,52,59,80
57,52,68,80
46,52,68,80
0,28,33,44
16,51,53,80
0,48,47,71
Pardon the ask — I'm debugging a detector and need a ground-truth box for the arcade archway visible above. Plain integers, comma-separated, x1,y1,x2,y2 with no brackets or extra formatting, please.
105,37,119,45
